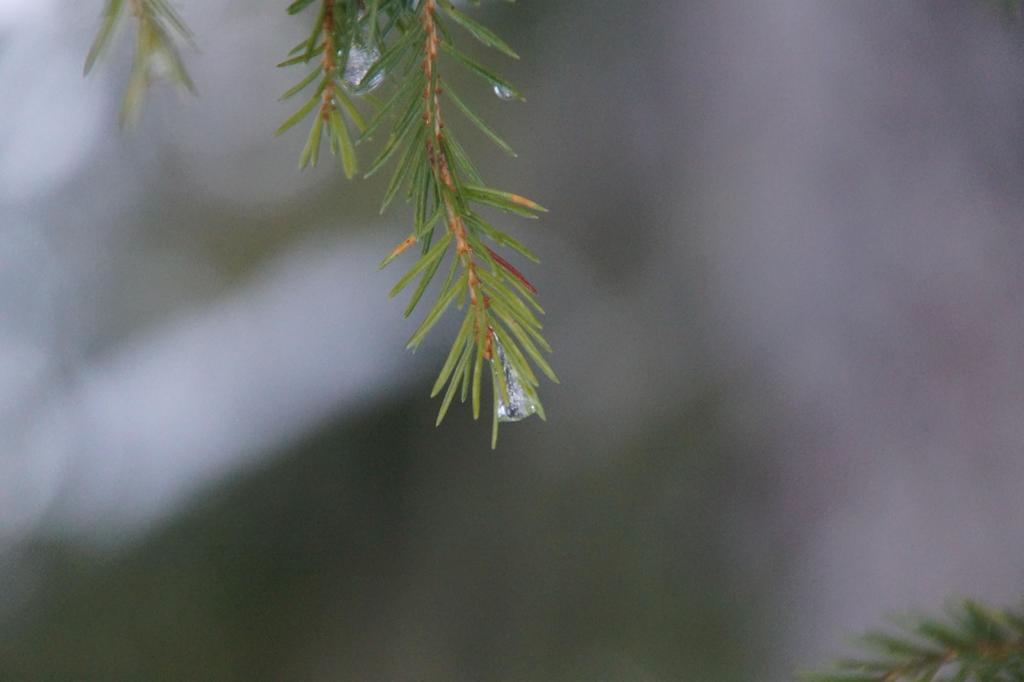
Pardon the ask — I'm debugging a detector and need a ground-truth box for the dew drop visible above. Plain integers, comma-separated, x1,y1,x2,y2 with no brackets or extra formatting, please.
492,83,516,101
341,38,383,94
492,333,538,423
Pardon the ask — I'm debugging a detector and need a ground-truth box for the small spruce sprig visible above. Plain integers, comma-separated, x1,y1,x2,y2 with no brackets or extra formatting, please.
273,0,379,176
84,0,195,127
276,0,556,446
802,600,1024,682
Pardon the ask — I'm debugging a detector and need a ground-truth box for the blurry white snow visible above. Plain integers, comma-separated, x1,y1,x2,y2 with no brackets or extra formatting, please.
0,232,420,544
0,0,105,202
0,0,447,548
0,0,52,27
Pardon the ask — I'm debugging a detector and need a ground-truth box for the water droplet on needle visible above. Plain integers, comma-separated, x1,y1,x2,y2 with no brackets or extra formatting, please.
341,36,383,94
492,332,537,422
492,83,515,101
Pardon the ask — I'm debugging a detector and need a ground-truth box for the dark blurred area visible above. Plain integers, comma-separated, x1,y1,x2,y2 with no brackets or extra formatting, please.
2,1,1024,680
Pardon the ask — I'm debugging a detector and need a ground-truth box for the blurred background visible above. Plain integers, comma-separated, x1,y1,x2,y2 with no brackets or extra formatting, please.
2,0,1024,679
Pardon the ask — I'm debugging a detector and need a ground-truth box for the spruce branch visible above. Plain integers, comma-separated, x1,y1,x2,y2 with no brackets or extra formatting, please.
84,0,195,127
802,600,1024,682
284,0,556,446
400,0,555,447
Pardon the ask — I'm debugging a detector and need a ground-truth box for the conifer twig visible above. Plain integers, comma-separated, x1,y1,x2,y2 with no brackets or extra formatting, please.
396,0,556,446
274,0,370,175
802,600,1024,682
311,0,556,446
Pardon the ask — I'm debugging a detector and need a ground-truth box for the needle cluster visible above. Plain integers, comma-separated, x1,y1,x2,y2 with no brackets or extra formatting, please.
274,0,378,175
804,601,1024,682
281,0,557,447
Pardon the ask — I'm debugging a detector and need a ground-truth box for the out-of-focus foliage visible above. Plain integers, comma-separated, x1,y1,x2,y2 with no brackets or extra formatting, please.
986,0,1023,18
0,396,757,681
84,0,195,126
804,601,1024,682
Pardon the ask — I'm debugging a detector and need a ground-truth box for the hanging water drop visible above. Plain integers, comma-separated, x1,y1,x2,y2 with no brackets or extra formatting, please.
492,83,516,101
341,38,383,94
492,333,538,423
